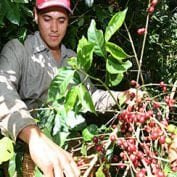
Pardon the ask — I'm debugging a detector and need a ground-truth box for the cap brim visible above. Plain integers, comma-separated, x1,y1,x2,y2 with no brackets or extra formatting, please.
37,1,73,14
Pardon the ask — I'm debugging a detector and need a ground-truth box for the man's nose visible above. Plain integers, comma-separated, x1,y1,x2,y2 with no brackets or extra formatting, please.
51,21,58,32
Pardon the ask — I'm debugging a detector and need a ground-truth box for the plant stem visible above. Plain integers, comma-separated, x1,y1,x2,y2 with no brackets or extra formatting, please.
137,13,150,85
124,23,144,84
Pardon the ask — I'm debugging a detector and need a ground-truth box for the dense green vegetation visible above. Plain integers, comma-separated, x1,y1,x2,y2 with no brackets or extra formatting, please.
1,0,177,86
1,0,177,176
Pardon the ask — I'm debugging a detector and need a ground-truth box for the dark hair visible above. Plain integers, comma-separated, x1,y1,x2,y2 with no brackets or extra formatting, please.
36,7,43,14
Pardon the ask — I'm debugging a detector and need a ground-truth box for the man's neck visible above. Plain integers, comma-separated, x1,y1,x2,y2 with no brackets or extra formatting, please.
51,49,61,63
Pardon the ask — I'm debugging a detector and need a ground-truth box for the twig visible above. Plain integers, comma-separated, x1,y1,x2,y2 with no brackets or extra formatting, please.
82,154,98,177
136,13,150,85
124,23,144,84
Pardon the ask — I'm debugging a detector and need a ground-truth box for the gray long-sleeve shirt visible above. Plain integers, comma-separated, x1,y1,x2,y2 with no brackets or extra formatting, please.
0,31,119,141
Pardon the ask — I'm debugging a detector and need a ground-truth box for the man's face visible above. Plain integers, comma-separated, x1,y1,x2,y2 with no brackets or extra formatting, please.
35,6,69,50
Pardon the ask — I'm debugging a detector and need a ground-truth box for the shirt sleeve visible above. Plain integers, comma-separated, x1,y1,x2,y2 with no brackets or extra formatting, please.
91,89,120,112
82,77,121,113
0,39,36,141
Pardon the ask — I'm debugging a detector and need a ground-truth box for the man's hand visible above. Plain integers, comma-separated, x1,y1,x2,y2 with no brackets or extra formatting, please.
18,125,80,177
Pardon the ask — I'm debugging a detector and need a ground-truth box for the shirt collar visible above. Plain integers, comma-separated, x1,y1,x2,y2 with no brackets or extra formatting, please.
33,31,67,58
33,31,49,54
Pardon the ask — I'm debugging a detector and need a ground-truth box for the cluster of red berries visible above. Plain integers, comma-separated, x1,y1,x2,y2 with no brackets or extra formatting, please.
113,83,177,176
93,135,112,177
148,0,158,13
75,80,176,176
130,79,140,88
159,81,167,92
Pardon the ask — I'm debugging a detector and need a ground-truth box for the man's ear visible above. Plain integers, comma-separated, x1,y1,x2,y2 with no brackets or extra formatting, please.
33,7,38,24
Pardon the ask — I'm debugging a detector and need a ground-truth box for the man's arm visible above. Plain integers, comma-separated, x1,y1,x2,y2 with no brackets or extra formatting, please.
18,125,80,177
0,39,36,140
0,40,80,177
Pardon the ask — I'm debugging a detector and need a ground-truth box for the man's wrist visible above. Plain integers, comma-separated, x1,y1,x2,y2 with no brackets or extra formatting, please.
18,125,41,144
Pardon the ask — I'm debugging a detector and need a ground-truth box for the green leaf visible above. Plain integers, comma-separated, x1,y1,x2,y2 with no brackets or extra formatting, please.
82,124,98,141
106,57,132,74
0,137,14,164
77,36,95,71
87,20,106,57
52,104,69,133
17,28,27,42
164,163,177,177
53,113,62,135
21,5,33,17
118,92,127,107
34,167,43,177
8,154,16,177
0,2,6,26
77,36,88,52
64,86,79,112
4,0,20,25
105,8,127,42
77,84,96,114
106,42,129,61
48,67,76,101
95,164,105,177
53,132,69,147
67,56,77,68
106,72,124,87
81,143,87,156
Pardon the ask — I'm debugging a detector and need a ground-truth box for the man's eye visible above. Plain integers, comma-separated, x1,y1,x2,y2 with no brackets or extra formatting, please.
59,19,65,23
43,17,50,21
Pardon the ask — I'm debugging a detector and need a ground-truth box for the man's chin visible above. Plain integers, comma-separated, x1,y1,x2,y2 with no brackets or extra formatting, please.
47,43,60,50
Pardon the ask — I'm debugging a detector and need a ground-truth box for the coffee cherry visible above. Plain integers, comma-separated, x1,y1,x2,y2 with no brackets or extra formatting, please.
162,86,167,92
110,135,117,142
93,136,99,144
172,166,177,172
130,80,136,86
136,170,146,177
77,159,84,167
137,28,146,35
130,154,137,162
153,101,160,109
128,144,136,153
159,81,165,88
151,0,158,7
148,6,155,13
159,135,166,144
155,169,165,177
96,144,104,153
167,124,176,133
165,136,172,144
112,124,117,129
151,131,159,140
112,155,119,162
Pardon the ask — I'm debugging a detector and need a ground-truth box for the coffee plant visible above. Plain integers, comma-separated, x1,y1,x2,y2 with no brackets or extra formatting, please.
0,0,177,177
34,2,177,176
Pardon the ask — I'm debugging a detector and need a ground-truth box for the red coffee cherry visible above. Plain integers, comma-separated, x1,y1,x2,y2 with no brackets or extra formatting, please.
137,28,146,35
148,6,155,13
151,0,158,7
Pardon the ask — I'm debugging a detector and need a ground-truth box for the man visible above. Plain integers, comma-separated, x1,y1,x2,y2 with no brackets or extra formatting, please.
0,0,131,176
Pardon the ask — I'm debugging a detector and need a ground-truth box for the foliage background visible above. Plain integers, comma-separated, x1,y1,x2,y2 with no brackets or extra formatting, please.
0,0,177,176
0,0,177,88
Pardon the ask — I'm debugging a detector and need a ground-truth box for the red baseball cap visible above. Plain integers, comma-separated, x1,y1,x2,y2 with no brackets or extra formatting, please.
36,0,72,13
